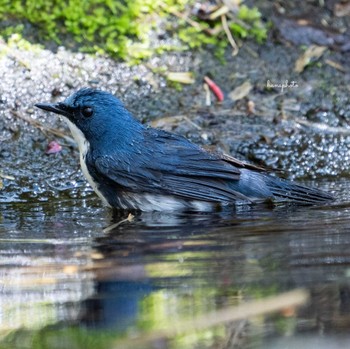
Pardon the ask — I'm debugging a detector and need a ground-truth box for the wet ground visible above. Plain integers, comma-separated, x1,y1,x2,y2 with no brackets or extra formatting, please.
1,0,350,348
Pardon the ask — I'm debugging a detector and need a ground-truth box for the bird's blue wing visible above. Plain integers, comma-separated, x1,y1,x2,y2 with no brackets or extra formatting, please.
93,129,250,203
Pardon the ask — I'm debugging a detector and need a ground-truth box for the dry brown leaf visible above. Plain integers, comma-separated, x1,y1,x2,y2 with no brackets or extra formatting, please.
295,45,327,73
229,81,253,101
325,59,347,72
335,2,350,17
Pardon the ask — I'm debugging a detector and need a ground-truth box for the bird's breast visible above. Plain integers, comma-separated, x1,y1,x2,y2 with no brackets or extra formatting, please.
79,147,111,207
64,118,111,207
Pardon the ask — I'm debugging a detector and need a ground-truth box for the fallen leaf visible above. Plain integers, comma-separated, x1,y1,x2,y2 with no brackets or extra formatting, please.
334,2,350,17
167,72,195,84
46,140,62,154
325,59,346,72
229,81,253,101
295,45,327,73
204,76,224,102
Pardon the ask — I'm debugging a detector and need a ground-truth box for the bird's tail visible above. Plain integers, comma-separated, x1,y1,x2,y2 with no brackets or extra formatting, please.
238,169,333,205
260,174,333,204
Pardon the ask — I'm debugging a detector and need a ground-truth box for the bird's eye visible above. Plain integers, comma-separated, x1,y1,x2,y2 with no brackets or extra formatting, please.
82,106,93,118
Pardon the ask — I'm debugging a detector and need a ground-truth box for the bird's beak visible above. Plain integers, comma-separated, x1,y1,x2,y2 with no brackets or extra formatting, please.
35,102,72,118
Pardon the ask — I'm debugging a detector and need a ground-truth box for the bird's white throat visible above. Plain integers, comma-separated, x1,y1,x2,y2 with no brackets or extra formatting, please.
64,119,89,155
64,118,111,206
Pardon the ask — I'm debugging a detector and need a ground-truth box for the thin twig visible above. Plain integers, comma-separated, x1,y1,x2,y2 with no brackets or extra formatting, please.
11,110,75,145
291,116,350,135
221,14,239,56
0,172,15,180
204,83,212,106
103,213,135,233
159,2,215,36
151,115,202,131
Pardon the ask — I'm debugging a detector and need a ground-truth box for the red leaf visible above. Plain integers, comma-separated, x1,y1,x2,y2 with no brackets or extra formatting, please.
204,76,224,102
46,141,62,154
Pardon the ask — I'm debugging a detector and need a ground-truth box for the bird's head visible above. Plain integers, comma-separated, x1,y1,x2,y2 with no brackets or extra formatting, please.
36,88,143,149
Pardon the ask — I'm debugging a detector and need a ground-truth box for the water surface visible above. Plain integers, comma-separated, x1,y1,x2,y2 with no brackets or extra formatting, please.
0,179,349,349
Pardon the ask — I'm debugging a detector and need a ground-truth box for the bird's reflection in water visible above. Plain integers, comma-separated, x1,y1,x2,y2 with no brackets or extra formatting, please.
78,204,304,331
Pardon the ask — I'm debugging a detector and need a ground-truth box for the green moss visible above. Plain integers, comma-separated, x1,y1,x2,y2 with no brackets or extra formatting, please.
233,5,268,43
0,0,268,61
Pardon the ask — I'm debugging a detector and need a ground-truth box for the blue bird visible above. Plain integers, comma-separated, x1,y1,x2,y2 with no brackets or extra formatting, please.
35,88,333,211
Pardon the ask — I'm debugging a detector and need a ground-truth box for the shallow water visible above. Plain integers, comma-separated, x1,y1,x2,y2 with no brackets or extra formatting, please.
0,179,349,349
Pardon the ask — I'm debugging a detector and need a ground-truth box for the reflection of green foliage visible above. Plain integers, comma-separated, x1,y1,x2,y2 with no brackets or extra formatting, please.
0,283,295,349
171,327,225,349
0,0,267,62
273,315,297,335
1,327,117,349
137,288,227,349
245,285,279,298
